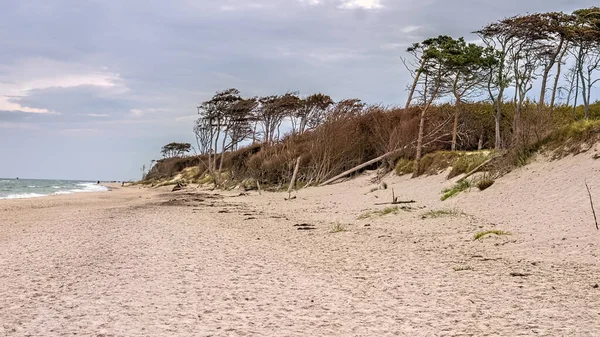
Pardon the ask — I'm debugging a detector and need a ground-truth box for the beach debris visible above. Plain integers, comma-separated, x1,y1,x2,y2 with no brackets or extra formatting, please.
319,147,408,186
593,284,599,289
375,200,416,205
171,181,187,192
510,272,531,277
374,188,416,205
294,223,316,230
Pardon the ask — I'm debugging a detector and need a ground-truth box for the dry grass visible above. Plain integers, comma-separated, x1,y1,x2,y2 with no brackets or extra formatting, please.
358,206,405,220
330,222,347,233
422,208,463,219
441,180,471,201
453,265,473,272
473,229,511,241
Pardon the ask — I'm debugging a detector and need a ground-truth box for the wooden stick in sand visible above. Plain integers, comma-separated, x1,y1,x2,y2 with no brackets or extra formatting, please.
585,180,599,230
287,157,301,200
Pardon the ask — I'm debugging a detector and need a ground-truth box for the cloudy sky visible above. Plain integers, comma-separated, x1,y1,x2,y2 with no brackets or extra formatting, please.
0,0,596,180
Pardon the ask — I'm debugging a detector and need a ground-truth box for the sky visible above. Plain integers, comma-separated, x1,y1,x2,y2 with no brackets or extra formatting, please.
0,0,597,181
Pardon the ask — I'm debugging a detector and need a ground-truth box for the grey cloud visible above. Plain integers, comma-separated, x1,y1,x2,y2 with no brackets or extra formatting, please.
0,0,598,179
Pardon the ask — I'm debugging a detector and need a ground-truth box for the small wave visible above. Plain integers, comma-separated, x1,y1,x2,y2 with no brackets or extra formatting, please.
74,182,109,193
49,183,109,196
52,191,73,195
52,186,62,189
1,193,47,200
27,185,37,188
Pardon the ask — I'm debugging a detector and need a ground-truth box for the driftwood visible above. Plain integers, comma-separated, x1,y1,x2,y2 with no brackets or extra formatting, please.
375,200,416,205
256,180,262,195
287,157,301,199
585,180,599,230
456,156,496,184
319,149,402,187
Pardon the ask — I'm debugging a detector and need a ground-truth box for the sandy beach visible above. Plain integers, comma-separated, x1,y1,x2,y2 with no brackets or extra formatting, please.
2,152,600,336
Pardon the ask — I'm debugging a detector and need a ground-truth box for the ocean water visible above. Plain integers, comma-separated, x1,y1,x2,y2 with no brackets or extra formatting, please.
0,178,109,199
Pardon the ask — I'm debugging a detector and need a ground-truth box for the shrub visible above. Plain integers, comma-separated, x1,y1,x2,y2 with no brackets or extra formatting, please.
476,178,495,191
418,151,463,176
447,152,492,179
395,158,414,176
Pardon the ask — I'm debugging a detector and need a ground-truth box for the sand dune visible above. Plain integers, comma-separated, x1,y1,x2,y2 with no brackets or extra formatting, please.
1,150,600,336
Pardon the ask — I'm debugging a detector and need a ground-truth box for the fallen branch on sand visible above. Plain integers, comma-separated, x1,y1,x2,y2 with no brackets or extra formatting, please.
319,148,406,187
585,180,599,230
375,200,416,205
456,156,496,184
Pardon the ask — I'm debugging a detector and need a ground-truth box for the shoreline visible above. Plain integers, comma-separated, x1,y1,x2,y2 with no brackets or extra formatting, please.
0,182,115,201
1,152,600,335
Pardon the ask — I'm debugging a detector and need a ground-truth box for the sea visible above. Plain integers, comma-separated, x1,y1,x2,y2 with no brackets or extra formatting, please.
0,178,109,200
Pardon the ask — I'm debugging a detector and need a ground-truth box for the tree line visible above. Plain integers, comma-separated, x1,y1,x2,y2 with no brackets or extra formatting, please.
404,7,600,174
149,6,600,184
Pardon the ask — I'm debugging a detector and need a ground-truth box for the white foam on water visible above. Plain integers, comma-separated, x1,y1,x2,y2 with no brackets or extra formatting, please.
1,193,46,200
74,182,109,193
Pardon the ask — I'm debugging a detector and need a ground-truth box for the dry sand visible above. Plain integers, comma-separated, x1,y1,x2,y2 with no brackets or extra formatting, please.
1,150,600,336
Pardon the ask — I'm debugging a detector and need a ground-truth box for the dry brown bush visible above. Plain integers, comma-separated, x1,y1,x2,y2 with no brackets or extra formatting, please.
145,101,591,187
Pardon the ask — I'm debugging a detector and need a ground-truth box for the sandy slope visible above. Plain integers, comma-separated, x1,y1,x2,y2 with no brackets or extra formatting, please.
1,151,600,336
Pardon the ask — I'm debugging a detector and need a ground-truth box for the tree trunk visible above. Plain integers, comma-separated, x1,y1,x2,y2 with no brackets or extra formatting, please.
451,96,461,151
579,62,589,120
217,130,228,185
478,131,484,150
494,94,503,150
550,42,569,114
412,107,427,178
539,38,564,109
319,150,403,187
404,59,425,109
212,122,221,172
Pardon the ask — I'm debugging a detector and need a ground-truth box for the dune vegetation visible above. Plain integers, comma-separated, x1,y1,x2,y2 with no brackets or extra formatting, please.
143,7,600,193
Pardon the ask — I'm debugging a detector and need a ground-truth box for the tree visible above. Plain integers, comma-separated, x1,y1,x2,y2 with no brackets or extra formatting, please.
256,93,299,144
475,15,548,148
295,93,334,133
160,142,191,158
439,37,496,150
407,36,454,176
197,88,244,172
569,7,600,119
193,118,212,155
